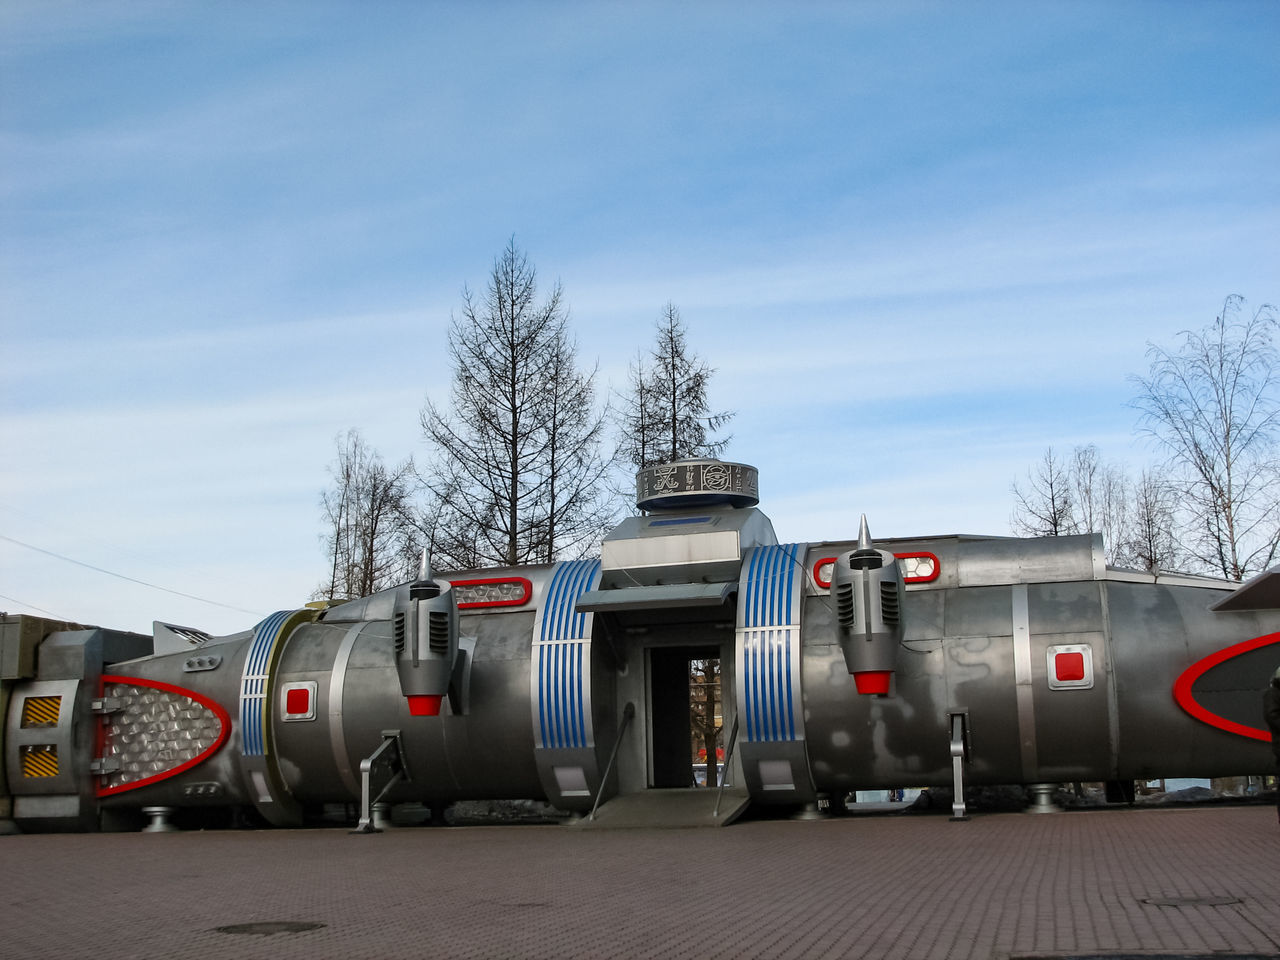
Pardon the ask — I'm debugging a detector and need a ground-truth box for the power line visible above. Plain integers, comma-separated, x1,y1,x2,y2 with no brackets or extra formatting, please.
0,534,265,617
0,592,67,619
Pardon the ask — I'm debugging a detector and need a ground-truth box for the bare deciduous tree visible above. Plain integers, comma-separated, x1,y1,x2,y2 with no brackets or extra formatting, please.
316,429,417,600
1069,444,1133,564
615,349,661,475
1131,295,1280,580
1011,447,1077,538
421,240,611,569
533,325,615,563
1012,444,1183,570
1116,468,1182,575
618,303,733,471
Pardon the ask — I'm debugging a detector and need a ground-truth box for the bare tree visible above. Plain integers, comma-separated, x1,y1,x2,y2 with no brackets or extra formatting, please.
1116,468,1182,575
1068,444,1133,564
316,429,417,600
614,349,662,475
1011,444,1187,572
532,326,615,563
619,303,733,471
1011,447,1077,538
1131,296,1280,580
421,240,611,569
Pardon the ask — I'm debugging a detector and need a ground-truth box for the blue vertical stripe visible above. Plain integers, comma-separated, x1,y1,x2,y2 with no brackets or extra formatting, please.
778,632,788,737
557,643,567,747
240,610,293,757
740,545,804,743
534,559,601,750
538,647,549,747
575,643,586,748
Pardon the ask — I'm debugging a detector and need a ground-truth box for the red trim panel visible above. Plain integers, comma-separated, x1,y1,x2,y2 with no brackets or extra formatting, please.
812,552,941,589
449,576,533,609
1171,632,1280,742
813,559,834,589
96,675,231,797
894,551,941,584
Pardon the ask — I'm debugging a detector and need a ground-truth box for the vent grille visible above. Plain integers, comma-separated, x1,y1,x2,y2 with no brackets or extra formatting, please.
834,582,856,628
393,612,406,655
880,581,900,626
428,611,450,654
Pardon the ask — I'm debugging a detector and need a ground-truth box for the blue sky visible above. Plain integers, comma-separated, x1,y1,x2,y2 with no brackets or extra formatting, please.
2,1,1277,634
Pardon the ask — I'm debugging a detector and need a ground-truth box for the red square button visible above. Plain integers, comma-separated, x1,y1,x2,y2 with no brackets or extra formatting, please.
1055,652,1086,683
285,686,311,716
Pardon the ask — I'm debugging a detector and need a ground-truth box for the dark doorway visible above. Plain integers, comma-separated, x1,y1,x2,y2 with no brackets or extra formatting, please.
649,645,721,788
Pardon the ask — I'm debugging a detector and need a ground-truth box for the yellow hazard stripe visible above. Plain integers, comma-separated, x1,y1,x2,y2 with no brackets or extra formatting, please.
20,746,59,778
20,696,61,728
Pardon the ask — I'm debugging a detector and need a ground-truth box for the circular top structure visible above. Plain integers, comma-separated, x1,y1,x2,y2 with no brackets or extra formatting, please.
635,459,760,511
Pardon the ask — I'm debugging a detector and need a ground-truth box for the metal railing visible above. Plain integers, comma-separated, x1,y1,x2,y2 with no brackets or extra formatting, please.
589,702,634,821
713,712,740,818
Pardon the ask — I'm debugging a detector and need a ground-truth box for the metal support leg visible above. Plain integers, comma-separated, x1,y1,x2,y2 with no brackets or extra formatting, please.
949,713,969,822
141,806,178,833
1026,782,1060,814
352,730,409,834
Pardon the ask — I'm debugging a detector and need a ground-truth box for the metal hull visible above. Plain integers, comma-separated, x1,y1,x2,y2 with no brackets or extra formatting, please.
3,463,1277,831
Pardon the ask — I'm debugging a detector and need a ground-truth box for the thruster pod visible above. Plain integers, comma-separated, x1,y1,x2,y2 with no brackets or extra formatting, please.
830,516,904,694
393,556,459,717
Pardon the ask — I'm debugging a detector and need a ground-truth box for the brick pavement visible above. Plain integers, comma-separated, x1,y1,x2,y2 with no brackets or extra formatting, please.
2,805,1278,960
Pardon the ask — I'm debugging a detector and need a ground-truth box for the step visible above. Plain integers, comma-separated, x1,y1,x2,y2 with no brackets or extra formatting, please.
571,787,750,829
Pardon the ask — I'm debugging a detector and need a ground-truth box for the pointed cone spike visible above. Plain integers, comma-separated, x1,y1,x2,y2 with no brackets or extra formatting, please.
418,549,431,582
857,515,873,552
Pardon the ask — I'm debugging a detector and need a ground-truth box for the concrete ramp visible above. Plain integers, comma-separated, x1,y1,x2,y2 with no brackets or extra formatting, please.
572,787,750,829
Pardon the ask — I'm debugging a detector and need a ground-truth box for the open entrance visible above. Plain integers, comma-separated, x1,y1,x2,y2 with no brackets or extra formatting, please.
648,645,723,788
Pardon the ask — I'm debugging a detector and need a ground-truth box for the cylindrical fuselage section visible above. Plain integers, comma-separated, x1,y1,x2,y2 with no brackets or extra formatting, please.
799,538,1279,792
271,612,544,805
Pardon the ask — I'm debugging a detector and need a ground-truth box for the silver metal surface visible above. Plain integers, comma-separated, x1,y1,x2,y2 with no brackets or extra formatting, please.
1011,584,1038,778
327,622,363,797
635,459,759,511
1211,565,1280,611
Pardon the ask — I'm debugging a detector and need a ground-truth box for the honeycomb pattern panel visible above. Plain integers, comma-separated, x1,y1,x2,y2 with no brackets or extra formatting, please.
98,682,224,793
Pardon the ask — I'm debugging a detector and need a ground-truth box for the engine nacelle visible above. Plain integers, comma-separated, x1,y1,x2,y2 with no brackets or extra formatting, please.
393,567,458,717
830,516,904,694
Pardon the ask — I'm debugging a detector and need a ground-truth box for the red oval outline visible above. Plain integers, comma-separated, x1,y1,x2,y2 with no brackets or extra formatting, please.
96,675,231,797
895,551,942,584
1171,632,1280,743
449,576,533,609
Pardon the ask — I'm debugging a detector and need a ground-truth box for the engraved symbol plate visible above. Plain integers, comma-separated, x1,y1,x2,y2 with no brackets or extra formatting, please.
635,460,759,511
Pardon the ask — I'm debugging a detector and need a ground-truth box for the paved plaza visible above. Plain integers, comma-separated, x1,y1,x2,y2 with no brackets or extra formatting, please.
2,804,1278,960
